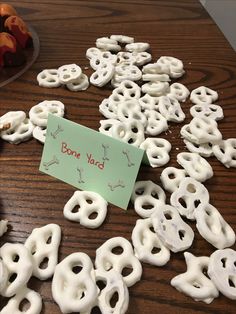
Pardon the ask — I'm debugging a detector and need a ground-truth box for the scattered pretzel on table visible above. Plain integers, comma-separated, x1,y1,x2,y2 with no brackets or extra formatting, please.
171,252,219,304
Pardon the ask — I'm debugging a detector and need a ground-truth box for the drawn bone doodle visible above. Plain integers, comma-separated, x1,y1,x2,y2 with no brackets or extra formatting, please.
108,180,125,191
51,125,64,139
122,149,135,167
77,167,85,183
102,143,110,161
43,155,59,170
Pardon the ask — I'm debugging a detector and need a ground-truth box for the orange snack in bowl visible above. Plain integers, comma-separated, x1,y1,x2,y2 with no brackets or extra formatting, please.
0,3,34,68
4,15,32,48
0,3,17,16
0,32,25,67
0,3,18,29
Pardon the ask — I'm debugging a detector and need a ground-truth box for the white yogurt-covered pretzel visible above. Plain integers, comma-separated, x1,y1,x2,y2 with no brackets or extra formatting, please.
212,138,236,168
29,100,65,127
139,94,160,111
125,42,150,52
111,73,128,87
1,287,43,314
86,47,102,60
1,118,34,144
116,98,141,113
132,218,170,266
156,56,185,78
96,37,121,52
180,124,199,144
158,96,185,123
171,252,219,304
131,180,166,218
140,137,171,168
0,258,8,293
142,63,170,82
151,204,194,252
131,180,166,203
25,224,61,280
170,177,209,220
32,126,47,144
142,62,169,74
37,69,61,88
0,111,26,132
208,248,236,300
117,99,147,126
63,191,108,229
90,50,117,70
188,116,222,144
190,104,223,121
114,63,142,82
66,73,89,91
145,60,169,76
95,269,129,314
195,203,236,249
190,86,218,105
111,120,145,147
142,73,169,82
99,98,118,119
52,252,98,313
141,81,170,97
90,62,115,87
99,119,120,136
58,63,82,84
116,51,136,65
177,152,213,182
112,80,141,100
142,73,170,82
95,237,142,287
110,34,134,44
0,243,33,297
133,51,152,66
168,83,190,102
160,167,187,193
107,93,125,113
80,268,129,314
183,139,213,158
145,110,168,136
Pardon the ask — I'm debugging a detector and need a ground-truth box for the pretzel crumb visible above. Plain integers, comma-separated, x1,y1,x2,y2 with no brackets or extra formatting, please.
0,123,11,131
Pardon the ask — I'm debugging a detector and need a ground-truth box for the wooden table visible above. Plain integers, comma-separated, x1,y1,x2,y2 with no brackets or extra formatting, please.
1,0,236,313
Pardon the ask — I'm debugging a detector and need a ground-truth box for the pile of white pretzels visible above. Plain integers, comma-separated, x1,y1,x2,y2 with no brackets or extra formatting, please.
89,37,188,167
87,36,151,87
1,220,235,313
98,81,235,169
0,223,136,314
0,224,61,314
52,236,141,313
0,100,65,144
98,78,188,167
1,34,236,313
130,177,236,303
182,86,236,168
37,64,89,92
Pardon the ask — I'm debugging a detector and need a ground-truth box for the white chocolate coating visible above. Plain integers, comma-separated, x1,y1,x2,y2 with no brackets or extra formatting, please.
95,237,142,287
171,252,219,303
25,224,61,280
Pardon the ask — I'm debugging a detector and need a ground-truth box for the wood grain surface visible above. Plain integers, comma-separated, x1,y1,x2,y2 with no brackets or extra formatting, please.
1,0,236,313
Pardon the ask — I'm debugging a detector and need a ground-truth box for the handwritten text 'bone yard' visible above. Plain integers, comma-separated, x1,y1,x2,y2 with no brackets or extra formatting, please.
61,142,104,170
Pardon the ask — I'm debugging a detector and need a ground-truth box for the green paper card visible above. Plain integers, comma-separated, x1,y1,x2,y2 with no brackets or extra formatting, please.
39,114,146,209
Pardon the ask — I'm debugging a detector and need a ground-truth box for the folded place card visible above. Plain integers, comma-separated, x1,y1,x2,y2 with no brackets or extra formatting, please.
39,114,147,209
